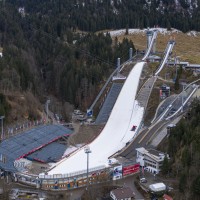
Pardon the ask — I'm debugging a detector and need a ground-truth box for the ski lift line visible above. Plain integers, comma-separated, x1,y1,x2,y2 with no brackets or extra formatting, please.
89,67,119,111
36,26,115,66
165,87,198,121
158,81,198,122
152,64,195,123
156,104,172,123
155,87,180,123
119,54,138,72
0,8,115,67
142,30,157,61
184,78,200,91
151,95,170,124
89,54,139,111
154,41,175,76
164,78,200,121
156,80,200,123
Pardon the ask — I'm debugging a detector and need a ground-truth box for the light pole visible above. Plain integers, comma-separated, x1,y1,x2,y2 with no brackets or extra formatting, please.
0,116,5,140
84,145,91,190
181,84,186,112
46,99,50,123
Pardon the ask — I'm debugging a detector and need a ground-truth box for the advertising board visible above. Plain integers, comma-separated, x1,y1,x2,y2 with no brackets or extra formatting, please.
122,163,140,176
113,165,122,180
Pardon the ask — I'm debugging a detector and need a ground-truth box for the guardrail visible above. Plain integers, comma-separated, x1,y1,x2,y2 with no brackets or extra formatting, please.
89,54,139,112
165,86,198,120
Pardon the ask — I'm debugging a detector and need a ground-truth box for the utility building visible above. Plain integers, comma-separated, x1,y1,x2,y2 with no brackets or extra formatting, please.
136,147,169,174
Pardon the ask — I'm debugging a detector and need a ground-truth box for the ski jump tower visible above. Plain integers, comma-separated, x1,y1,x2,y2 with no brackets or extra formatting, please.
146,28,156,54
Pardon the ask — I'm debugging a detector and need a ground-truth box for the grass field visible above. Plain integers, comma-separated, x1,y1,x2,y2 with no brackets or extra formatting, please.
111,29,200,124
116,31,200,64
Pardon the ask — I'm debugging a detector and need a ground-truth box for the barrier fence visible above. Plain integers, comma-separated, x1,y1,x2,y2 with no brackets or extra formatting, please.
11,162,140,191
2,118,47,140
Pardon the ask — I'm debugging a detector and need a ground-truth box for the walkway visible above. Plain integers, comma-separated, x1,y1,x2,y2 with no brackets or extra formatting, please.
136,76,156,109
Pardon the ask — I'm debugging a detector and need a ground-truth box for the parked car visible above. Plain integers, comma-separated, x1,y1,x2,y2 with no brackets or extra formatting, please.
140,177,147,183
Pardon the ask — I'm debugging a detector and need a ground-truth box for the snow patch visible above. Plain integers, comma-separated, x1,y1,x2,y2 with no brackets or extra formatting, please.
62,144,85,157
106,28,181,37
187,30,200,37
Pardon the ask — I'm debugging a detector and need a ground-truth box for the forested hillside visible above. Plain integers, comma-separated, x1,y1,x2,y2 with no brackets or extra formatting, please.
6,0,200,32
1,0,200,121
0,1,135,122
0,1,200,198
160,99,200,199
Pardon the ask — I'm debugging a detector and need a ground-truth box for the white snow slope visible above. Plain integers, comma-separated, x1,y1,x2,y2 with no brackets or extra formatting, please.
47,62,145,176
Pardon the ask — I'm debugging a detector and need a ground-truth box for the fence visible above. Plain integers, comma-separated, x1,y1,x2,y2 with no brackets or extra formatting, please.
11,160,140,191
2,118,47,140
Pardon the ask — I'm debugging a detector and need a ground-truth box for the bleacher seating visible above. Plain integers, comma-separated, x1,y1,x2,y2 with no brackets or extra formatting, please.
27,142,67,163
0,125,72,172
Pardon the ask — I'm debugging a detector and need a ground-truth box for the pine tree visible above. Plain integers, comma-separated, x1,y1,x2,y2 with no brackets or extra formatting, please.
179,173,187,193
192,175,200,195
161,155,169,175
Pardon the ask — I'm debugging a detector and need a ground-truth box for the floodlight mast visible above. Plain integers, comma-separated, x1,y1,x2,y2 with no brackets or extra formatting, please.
0,116,5,140
84,145,91,190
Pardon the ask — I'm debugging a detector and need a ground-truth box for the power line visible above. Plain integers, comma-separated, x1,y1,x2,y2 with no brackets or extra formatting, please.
0,5,115,67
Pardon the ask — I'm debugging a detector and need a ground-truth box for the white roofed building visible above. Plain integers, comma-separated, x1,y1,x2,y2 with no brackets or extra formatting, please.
136,147,169,174
149,182,166,193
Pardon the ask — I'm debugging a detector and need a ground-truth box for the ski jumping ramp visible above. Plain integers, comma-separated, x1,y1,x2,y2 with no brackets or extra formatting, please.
46,62,146,176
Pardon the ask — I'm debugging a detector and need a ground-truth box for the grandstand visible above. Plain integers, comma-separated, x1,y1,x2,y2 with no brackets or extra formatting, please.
0,125,72,172
27,142,67,163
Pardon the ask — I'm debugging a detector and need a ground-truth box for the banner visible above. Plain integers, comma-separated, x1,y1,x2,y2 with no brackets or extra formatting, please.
123,163,140,176
87,109,93,117
159,89,162,97
113,165,122,180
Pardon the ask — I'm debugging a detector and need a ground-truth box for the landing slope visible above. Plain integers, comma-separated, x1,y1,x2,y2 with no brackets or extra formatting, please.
47,62,145,175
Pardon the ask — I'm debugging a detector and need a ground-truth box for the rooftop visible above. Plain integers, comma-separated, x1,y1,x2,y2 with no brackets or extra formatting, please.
111,187,135,199
136,147,148,154
148,149,164,157
163,194,173,200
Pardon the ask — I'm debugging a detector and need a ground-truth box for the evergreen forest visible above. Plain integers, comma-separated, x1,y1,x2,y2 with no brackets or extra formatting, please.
161,99,200,199
0,0,136,119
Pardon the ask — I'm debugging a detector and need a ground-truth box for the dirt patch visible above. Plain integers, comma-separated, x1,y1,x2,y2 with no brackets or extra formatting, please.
144,87,160,126
5,91,43,123
67,123,104,146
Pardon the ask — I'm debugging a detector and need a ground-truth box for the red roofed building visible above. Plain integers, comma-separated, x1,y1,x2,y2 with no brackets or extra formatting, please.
110,187,135,200
163,194,173,200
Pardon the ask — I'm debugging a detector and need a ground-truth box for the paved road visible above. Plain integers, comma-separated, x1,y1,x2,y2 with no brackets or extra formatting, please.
117,83,198,162
116,120,167,161
150,115,182,147
114,175,144,200
0,174,145,200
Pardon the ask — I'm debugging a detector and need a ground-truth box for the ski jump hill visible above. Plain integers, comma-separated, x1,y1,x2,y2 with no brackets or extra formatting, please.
47,62,146,176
